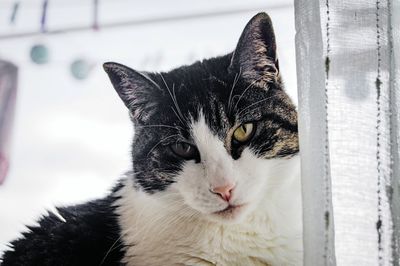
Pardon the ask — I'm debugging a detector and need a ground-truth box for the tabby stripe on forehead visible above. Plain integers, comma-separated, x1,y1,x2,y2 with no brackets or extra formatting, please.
262,113,298,133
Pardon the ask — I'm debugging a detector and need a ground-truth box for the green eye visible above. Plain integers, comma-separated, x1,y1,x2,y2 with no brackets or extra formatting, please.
233,123,255,143
170,142,199,160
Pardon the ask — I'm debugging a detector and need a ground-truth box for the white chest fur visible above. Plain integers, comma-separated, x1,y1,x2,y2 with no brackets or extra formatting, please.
115,156,303,266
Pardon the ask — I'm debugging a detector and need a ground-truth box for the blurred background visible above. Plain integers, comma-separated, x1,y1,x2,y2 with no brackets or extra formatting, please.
0,0,296,254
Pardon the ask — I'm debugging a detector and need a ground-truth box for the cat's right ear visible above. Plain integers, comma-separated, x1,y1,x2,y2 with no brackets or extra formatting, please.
229,12,279,88
103,62,159,121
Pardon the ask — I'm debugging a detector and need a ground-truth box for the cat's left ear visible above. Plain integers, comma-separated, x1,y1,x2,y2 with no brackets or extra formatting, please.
229,12,279,87
103,62,159,121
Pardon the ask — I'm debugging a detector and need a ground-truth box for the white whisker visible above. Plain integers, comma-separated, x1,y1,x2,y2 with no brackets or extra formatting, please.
146,134,180,156
159,73,187,126
232,77,263,114
135,124,184,131
237,94,280,117
228,68,241,115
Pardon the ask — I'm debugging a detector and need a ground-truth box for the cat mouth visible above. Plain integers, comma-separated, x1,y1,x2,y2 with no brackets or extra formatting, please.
212,204,247,219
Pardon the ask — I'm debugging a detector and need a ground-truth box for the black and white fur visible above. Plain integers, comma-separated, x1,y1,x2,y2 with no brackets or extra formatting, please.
1,13,302,266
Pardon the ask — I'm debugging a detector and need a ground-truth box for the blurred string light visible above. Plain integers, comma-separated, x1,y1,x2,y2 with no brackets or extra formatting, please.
2,1,291,80
30,44,49,65
0,0,131,8
9,1,20,25
0,3,290,40
92,0,99,31
40,0,49,33
30,0,50,65
70,59,93,80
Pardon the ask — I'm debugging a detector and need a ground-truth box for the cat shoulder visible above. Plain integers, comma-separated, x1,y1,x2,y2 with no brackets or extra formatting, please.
1,196,124,266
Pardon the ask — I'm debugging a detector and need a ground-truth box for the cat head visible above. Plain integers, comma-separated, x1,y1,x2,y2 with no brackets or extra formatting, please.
104,13,298,223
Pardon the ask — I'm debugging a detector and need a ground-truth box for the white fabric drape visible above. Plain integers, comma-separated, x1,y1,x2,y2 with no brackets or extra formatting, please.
0,61,18,185
295,0,400,265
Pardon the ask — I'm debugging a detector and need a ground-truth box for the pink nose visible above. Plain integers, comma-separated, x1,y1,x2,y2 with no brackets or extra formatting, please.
210,183,235,201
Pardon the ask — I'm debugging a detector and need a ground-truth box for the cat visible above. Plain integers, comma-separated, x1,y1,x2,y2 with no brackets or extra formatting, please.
1,12,302,266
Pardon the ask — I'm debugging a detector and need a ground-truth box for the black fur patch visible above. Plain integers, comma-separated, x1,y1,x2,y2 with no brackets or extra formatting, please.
1,193,124,266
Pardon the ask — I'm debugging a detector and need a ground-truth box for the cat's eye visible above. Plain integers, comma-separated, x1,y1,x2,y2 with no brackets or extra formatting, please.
170,142,199,161
233,123,255,143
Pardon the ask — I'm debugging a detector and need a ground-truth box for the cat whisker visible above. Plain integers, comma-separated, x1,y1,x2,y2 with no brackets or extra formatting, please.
253,142,273,155
159,73,187,126
237,94,280,117
232,77,263,114
170,107,185,126
172,83,186,124
146,134,180,157
99,234,124,266
227,69,241,115
134,124,183,131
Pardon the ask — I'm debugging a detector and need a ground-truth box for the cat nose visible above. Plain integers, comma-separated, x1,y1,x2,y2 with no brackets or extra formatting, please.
210,183,236,201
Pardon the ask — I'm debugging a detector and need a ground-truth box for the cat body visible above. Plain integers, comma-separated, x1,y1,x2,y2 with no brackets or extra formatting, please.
1,13,302,266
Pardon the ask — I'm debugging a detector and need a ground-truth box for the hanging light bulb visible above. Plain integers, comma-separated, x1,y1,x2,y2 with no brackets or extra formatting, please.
70,59,93,80
30,44,49,65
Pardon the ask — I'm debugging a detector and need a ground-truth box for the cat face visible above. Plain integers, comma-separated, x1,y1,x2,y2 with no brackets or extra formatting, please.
104,13,298,223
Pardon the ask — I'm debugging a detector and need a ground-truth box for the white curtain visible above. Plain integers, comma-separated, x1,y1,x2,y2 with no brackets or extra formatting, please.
0,61,18,185
295,0,400,265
